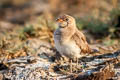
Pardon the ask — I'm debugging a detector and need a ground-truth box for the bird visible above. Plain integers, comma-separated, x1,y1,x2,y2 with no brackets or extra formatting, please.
54,14,92,72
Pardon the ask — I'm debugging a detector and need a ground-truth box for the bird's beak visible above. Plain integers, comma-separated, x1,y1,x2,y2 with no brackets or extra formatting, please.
56,18,63,22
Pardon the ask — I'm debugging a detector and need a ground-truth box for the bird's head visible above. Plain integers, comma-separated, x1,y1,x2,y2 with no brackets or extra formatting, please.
56,14,76,28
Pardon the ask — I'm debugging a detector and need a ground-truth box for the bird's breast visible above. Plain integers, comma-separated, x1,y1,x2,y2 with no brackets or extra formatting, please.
54,38,81,58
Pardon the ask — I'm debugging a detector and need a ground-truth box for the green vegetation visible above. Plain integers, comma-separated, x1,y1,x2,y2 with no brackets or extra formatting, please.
19,25,35,40
76,18,109,38
76,8,120,39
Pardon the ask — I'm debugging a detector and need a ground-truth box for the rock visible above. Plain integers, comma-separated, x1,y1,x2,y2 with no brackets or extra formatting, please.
1,50,120,80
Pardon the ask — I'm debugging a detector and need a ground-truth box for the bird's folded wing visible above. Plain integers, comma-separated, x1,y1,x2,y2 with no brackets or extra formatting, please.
72,30,91,53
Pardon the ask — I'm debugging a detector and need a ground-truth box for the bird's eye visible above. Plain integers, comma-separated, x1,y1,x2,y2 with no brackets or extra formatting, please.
65,18,68,21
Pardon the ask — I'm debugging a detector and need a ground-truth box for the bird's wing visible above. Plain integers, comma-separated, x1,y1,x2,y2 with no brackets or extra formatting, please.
72,29,91,53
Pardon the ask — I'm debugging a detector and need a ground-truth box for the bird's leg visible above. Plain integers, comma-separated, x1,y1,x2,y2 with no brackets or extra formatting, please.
80,60,86,72
76,57,78,73
70,59,72,73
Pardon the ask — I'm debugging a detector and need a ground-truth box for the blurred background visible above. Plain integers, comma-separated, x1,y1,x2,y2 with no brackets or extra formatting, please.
0,0,120,59
0,1,120,79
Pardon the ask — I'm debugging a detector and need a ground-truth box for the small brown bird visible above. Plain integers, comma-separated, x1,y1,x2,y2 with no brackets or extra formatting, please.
54,14,92,72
